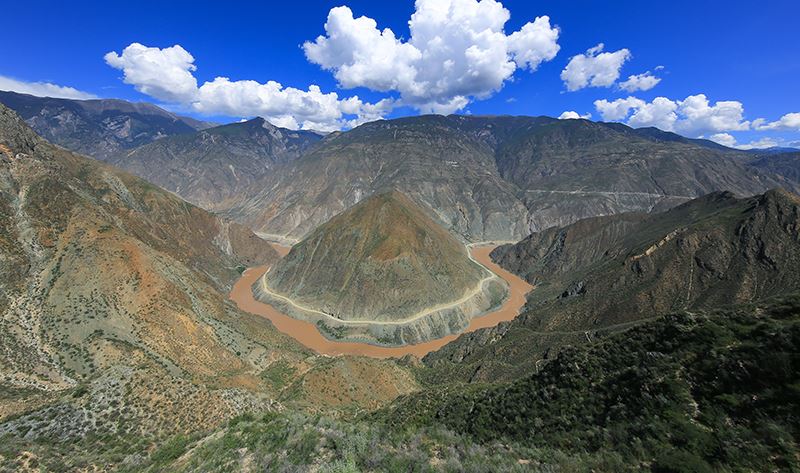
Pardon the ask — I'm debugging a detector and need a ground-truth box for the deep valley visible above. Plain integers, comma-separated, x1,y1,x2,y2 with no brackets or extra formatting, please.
1,7,799,469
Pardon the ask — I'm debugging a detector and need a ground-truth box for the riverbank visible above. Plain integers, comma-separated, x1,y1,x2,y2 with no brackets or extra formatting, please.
228,245,533,359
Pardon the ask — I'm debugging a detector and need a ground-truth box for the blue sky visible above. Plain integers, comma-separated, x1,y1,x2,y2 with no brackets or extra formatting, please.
1,0,798,147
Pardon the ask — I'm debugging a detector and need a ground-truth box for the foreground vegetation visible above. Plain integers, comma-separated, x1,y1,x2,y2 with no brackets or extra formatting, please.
126,413,637,472
2,295,797,472
385,295,800,472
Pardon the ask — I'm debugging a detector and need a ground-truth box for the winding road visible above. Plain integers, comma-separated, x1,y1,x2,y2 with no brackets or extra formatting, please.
523,189,695,199
229,244,533,359
256,245,499,326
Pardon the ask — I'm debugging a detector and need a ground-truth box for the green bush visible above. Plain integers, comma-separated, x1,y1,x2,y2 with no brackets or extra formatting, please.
652,449,713,473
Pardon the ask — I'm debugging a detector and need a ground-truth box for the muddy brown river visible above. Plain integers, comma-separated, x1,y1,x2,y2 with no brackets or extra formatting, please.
228,244,533,359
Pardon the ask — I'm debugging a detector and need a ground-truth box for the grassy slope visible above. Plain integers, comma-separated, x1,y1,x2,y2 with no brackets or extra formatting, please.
388,294,800,472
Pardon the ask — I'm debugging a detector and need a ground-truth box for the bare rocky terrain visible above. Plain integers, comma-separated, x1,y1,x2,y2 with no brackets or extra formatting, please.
107,117,322,211
226,115,798,243
0,90,212,160
746,151,800,185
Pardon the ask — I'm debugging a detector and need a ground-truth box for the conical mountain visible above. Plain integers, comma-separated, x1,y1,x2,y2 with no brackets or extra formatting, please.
265,190,488,322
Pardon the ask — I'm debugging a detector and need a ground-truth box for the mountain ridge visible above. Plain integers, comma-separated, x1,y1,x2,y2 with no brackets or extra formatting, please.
106,116,323,210
227,114,795,242
0,90,213,160
422,187,800,383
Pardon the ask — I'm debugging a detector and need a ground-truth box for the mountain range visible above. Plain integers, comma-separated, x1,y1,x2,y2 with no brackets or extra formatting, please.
0,103,420,463
3,91,799,245
227,114,798,242
1,90,799,471
0,91,212,160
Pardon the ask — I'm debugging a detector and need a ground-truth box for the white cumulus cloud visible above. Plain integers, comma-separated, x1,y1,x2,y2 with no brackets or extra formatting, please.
560,43,630,92
594,94,750,136
558,110,591,120
626,97,678,130
0,74,97,100
735,137,780,150
709,134,789,151
594,96,645,121
104,43,391,132
709,133,737,147
754,112,800,131
104,43,197,103
302,0,560,114
618,71,661,92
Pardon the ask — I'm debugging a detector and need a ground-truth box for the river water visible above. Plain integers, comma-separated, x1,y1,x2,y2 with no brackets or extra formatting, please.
228,245,532,359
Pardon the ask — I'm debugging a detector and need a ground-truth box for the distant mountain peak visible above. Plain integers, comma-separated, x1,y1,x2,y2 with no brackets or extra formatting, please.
0,90,213,160
244,116,274,128
106,114,322,211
